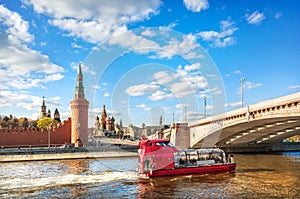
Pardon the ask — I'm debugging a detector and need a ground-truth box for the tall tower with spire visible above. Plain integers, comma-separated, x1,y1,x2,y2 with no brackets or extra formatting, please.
100,105,107,130
70,63,89,147
40,96,47,118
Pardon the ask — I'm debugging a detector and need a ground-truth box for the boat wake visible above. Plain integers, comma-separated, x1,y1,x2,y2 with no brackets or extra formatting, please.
0,171,139,195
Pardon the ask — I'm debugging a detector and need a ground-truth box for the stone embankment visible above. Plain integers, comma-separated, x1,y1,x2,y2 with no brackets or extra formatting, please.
0,138,139,162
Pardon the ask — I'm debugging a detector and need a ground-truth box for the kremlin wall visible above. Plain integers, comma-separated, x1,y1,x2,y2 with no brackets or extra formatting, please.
0,63,88,148
0,118,71,148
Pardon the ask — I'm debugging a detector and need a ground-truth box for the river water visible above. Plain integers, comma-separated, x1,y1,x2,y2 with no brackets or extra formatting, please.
0,152,299,198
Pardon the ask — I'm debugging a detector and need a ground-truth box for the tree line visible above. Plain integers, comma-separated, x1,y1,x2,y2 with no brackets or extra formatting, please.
0,115,37,128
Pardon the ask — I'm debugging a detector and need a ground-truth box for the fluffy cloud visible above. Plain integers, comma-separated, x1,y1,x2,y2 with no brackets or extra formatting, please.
136,103,150,111
125,83,160,96
126,62,208,101
244,81,262,90
24,1,205,60
149,90,173,101
176,103,189,109
158,34,202,59
24,0,161,45
152,71,174,84
70,62,96,75
0,5,34,43
245,11,265,25
0,91,61,112
288,85,300,90
183,0,209,12
198,19,238,48
0,5,64,90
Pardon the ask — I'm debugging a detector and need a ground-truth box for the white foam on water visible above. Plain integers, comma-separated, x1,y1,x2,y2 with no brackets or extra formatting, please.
0,171,139,194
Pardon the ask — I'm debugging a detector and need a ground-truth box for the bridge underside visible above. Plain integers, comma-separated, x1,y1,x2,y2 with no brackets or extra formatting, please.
191,116,300,148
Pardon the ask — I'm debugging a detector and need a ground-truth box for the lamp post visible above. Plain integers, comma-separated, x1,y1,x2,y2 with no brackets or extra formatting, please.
76,123,80,147
172,112,174,124
48,126,51,148
184,106,187,123
240,77,245,107
203,96,207,118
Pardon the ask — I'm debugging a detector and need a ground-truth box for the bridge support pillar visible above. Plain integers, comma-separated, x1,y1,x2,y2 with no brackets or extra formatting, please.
169,123,190,149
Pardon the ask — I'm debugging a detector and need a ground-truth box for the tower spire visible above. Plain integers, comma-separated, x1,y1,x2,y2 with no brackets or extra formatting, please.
75,63,85,99
40,96,47,118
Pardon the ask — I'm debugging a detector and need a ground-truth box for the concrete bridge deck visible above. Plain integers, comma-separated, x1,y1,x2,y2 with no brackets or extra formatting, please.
163,92,300,151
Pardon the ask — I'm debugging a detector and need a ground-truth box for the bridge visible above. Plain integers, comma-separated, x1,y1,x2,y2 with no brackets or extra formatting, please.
163,92,300,151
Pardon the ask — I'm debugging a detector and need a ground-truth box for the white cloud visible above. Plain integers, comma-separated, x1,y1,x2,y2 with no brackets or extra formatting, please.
125,83,160,96
187,111,202,120
0,5,34,43
158,34,202,59
183,0,209,12
176,103,189,109
92,85,100,90
184,62,201,71
70,62,96,75
225,101,241,108
141,29,156,37
198,19,238,48
104,93,110,97
24,0,161,45
109,27,160,53
244,81,262,90
136,103,150,111
152,71,174,84
245,11,265,25
0,91,62,115
288,85,300,90
0,5,64,90
149,90,173,101
170,81,195,97
71,42,82,49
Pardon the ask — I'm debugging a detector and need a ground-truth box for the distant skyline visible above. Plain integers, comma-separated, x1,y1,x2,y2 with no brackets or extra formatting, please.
0,0,299,127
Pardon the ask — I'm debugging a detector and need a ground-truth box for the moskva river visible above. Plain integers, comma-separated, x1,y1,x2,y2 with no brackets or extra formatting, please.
0,152,299,198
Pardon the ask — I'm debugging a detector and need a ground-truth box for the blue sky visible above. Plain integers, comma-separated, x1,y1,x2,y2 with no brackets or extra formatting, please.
0,0,299,127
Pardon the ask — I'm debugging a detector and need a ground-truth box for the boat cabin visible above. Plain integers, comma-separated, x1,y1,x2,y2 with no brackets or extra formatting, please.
138,138,235,178
138,139,178,154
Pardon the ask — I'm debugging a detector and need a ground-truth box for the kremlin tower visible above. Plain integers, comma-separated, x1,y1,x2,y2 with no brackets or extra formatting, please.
70,63,89,147
40,96,47,118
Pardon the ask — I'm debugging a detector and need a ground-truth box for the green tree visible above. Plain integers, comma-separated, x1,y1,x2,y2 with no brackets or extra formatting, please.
37,117,58,130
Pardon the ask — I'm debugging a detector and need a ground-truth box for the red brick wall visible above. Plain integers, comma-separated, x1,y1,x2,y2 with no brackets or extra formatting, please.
0,118,71,148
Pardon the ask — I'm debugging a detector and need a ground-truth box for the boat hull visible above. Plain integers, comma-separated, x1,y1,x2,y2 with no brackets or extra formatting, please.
143,163,236,178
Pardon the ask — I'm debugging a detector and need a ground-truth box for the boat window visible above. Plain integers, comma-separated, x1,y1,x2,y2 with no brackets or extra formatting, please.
166,142,176,147
155,142,176,147
156,142,167,146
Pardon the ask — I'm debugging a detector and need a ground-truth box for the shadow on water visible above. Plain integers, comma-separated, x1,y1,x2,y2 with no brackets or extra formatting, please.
237,168,275,173
137,173,236,198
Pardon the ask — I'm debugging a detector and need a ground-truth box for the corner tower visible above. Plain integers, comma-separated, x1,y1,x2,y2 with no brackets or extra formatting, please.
70,63,89,147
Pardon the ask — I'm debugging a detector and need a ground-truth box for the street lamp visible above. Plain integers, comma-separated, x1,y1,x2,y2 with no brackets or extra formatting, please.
184,106,187,123
48,125,52,148
240,77,245,107
203,96,207,118
172,112,174,124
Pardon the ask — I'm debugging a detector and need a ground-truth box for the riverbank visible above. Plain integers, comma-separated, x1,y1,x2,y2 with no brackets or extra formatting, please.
0,137,139,163
0,150,138,162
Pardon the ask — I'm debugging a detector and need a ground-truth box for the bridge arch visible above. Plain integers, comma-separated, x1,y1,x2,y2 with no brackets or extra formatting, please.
189,92,300,148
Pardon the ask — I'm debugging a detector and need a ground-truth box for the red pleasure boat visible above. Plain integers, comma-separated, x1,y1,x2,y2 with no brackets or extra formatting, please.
138,137,236,178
